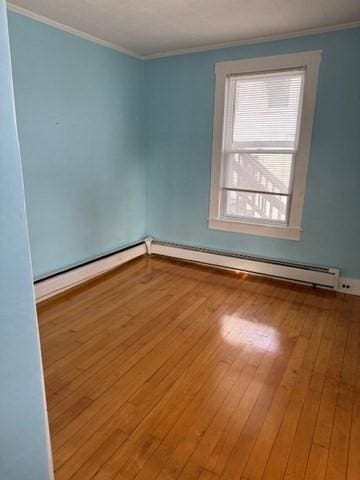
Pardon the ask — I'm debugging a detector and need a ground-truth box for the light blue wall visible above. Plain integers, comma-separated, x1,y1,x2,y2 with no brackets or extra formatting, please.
8,12,145,279
6,11,360,279
144,28,360,278
0,2,53,479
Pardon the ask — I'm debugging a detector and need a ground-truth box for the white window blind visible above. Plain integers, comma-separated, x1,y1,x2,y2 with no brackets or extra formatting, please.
222,68,305,225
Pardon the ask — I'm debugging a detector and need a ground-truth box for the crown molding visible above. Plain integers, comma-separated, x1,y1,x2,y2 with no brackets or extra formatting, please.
143,20,360,60
6,2,360,61
6,2,143,60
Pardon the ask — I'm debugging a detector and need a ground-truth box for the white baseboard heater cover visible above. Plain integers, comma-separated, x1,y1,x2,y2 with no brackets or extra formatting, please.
151,241,340,289
35,242,146,302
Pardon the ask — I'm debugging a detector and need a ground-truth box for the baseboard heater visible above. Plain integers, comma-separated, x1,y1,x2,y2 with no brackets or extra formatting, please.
34,240,147,302
150,240,340,289
34,238,341,302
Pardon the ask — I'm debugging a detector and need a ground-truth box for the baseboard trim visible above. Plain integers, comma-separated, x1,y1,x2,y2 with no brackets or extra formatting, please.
35,243,146,302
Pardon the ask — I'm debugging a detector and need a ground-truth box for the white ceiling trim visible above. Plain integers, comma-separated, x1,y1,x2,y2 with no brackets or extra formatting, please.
7,2,360,61
6,2,142,59
144,20,360,59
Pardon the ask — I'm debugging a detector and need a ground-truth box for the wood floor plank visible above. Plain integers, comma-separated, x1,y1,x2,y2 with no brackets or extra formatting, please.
203,298,298,479
260,308,329,480
325,385,354,480
348,306,360,480
240,336,309,480
53,269,239,470
90,289,257,479
47,278,200,408
348,393,360,480
282,374,325,480
35,257,359,480
304,443,328,480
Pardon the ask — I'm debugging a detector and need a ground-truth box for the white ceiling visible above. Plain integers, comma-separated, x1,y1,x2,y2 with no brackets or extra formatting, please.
8,0,360,58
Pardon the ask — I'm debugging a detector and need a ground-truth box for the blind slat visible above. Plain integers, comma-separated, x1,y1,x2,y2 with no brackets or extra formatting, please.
227,69,304,151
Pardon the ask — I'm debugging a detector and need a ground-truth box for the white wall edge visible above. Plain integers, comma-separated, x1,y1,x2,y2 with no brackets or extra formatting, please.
6,2,142,60
337,277,360,296
35,243,146,302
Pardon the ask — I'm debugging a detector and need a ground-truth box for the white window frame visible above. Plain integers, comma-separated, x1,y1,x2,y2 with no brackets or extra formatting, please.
208,51,322,240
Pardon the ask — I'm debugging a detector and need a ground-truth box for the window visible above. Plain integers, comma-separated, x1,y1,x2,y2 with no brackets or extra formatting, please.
209,51,321,240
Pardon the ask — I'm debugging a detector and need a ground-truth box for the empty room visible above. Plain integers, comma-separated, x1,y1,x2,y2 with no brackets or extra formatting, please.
1,0,360,479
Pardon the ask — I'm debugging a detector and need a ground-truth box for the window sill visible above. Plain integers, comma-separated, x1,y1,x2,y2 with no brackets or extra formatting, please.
208,218,301,240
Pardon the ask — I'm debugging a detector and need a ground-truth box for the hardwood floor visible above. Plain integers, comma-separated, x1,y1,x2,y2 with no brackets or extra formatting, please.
37,255,360,480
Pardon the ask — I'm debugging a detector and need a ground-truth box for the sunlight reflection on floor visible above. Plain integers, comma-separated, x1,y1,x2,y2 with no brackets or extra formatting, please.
220,314,279,353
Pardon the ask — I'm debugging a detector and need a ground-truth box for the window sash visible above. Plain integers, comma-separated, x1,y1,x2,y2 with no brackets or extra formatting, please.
220,68,304,226
225,68,305,153
226,148,296,155
222,151,296,194
221,189,291,226
209,51,322,240
221,180,294,226
222,187,291,197
221,150,296,224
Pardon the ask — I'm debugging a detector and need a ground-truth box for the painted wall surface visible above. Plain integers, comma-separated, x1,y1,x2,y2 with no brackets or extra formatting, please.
0,2,53,479
6,11,360,279
144,28,360,278
8,12,145,279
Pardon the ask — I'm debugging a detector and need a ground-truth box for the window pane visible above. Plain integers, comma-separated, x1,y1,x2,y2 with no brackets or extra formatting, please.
224,153,293,194
223,190,289,223
229,70,304,150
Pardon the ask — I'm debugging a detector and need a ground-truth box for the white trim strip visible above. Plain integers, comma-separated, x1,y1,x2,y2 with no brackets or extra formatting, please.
215,50,322,75
208,218,301,240
7,2,142,59
151,243,340,289
144,22,360,60
35,243,146,302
